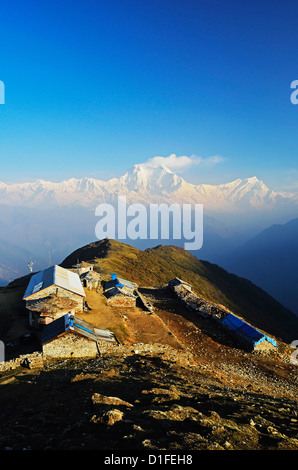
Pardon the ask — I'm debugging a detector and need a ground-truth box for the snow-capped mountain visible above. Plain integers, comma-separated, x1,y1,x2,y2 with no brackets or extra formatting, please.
0,162,297,216
0,160,298,286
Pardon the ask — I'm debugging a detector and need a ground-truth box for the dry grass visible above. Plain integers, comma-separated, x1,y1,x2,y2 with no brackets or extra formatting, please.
61,239,298,344
77,288,183,349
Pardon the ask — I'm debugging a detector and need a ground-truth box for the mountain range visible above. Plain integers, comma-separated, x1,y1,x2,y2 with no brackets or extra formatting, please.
0,160,298,317
1,164,298,221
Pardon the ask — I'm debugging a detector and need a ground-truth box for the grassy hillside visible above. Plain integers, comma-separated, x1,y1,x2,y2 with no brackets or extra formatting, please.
61,239,298,343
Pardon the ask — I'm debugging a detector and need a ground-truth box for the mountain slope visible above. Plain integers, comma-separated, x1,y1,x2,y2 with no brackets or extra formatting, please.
219,218,298,315
61,238,298,343
1,239,298,452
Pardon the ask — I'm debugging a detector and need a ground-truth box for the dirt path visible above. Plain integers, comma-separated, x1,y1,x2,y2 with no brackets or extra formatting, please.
77,289,183,349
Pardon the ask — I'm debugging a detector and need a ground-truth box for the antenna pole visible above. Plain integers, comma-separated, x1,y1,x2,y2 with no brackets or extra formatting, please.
28,261,34,273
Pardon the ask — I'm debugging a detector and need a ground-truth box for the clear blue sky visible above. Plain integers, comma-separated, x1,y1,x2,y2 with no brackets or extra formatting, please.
0,0,297,189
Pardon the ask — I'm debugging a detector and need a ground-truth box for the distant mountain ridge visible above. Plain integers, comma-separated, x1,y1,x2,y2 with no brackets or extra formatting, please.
219,218,298,315
0,163,297,217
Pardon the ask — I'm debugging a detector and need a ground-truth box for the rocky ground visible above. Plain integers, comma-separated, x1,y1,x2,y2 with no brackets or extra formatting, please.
0,284,297,453
0,342,297,452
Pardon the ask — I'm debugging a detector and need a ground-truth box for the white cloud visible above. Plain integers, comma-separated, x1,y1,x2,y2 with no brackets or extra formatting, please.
143,153,224,172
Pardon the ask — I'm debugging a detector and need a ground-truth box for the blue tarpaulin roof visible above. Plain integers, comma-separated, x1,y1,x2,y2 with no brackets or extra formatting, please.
41,313,117,345
105,274,136,291
220,313,277,347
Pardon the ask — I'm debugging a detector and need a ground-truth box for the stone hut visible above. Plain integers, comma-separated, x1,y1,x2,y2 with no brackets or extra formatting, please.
72,261,95,275
168,278,192,292
104,274,138,291
218,312,277,352
104,274,138,308
23,265,86,327
80,270,101,290
168,278,229,320
104,286,137,307
41,313,117,359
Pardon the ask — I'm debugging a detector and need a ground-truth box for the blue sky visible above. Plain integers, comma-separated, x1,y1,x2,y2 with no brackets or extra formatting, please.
0,0,297,190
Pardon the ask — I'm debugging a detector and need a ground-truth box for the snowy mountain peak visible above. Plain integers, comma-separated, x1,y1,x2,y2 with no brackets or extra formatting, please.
117,162,185,193
245,176,259,182
0,161,297,214
242,176,268,188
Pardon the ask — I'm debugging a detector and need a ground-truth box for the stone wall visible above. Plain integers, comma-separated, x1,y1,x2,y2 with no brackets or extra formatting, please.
0,352,43,372
253,339,277,352
42,331,99,359
169,281,277,353
171,282,228,319
106,294,136,308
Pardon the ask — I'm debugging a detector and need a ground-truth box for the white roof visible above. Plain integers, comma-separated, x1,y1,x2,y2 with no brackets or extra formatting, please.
23,265,86,300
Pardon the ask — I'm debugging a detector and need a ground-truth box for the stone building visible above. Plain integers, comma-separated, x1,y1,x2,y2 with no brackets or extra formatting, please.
23,265,86,327
168,277,192,292
72,261,95,275
104,286,137,307
80,270,101,290
104,274,138,308
70,262,101,290
168,278,228,319
218,312,277,352
25,295,80,326
41,313,117,358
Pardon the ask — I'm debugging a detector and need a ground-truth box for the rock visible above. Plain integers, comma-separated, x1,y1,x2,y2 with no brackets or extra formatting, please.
142,439,155,449
91,393,133,408
101,409,124,426
207,442,225,450
144,405,202,422
141,387,181,404
224,440,232,449
210,411,221,422
90,409,124,426
132,424,144,431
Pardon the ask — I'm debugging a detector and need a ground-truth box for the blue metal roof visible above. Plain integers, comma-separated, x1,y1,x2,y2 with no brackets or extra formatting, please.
105,275,136,291
220,313,277,347
41,313,117,345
